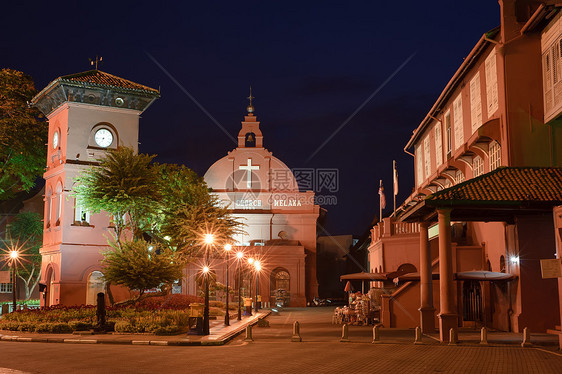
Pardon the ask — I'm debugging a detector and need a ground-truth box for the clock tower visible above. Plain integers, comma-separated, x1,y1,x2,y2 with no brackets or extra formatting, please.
32,70,159,306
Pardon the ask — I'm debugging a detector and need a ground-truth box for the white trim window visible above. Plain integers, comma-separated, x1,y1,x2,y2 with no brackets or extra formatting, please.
485,50,499,117
470,72,482,133
423,135,431,178
0,283,13,293
416,144,424,186
454,170,465,184
453,95,464,150
489,141,501,171
74,197,90,225
445,110,452,159
473,156,484,177
434,122,443,167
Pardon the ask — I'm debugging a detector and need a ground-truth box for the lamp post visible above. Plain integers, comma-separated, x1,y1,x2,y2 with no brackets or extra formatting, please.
248,257,254,315
236,251,244,321
202,233,214,335
254,261,261,313
10,250,18,312
224,244,232,326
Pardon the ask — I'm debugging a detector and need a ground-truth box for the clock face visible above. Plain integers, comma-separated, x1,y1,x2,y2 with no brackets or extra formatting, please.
52,131,59,149
94,128,113,148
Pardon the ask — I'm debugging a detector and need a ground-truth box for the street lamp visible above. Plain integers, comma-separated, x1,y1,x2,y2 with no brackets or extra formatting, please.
247,257,254,315
224,244,232,326
254,261,261,313
10,250,18,312
202,233,214,335
236,251,244,320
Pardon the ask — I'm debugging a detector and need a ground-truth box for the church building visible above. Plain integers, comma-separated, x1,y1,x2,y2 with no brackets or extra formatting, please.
182,97,320,307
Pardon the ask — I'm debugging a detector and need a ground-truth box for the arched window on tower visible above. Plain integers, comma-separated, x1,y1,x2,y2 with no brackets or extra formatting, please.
55,182,63,226
45,188,52,228
245,132,256,147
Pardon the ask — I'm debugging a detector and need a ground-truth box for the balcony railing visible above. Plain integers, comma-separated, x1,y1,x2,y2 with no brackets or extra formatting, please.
371,218,420,243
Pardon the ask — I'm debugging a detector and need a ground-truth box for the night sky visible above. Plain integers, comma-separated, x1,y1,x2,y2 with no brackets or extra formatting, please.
2,1,499,236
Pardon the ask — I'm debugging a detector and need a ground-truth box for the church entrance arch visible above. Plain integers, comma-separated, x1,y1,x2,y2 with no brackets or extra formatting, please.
86,271,105,305
271,268,290,306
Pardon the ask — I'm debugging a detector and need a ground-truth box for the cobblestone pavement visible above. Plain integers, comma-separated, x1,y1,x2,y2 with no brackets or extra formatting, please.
0,307,560,374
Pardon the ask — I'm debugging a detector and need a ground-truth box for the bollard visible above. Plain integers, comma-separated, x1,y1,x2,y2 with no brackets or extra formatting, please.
414,326,423,345
372,325,381,344
331,315,337,324
291,321,302,342
448,328,458,345
340,323,350,342
480,327,488,345
244,324,254,342
521,327,532,347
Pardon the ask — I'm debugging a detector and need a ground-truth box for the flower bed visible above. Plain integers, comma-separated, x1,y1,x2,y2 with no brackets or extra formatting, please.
0,294,219,335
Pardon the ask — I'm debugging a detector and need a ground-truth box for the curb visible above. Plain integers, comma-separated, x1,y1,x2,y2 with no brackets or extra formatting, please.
0,311,271,347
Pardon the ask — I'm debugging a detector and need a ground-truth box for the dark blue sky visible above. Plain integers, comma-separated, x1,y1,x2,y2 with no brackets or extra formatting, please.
2,1,499,235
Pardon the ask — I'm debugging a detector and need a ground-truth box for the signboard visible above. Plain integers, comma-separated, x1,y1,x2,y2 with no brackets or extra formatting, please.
540,258,562,279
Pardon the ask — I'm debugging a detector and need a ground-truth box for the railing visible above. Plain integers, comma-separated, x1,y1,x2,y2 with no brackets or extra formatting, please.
371,218,420,243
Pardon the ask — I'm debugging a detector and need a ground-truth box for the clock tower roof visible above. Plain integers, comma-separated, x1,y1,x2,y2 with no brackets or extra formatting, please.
57,70,160,95
32,69,160,117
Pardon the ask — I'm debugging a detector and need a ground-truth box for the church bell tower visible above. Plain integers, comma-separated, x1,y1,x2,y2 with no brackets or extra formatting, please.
32,69,159,306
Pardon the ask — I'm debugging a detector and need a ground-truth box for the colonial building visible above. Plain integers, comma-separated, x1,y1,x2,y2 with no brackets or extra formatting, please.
182,100,320,307
368,0,562,342
31,70,160,306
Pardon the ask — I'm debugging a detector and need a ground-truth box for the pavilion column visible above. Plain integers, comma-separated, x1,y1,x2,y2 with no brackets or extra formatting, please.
437,208,457,342
419,221,435,333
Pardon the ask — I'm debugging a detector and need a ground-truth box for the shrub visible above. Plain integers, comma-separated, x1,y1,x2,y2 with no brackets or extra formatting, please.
69,321,93,331
115,321,134,333
50,323,72,333
0,321,20,331
35,323,52,333
17,322,35,332
209,301,224,308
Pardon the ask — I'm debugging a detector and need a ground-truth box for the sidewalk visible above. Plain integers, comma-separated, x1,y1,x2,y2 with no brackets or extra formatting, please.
0,311,269,346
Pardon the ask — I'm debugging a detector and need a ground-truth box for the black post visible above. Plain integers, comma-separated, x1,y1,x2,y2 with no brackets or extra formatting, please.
95,293,106,330
224,250,230,326
248,271,252,316
237,259,242,321
11,260,16,312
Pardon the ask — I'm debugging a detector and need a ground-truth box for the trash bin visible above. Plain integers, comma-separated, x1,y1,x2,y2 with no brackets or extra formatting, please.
187,303,205,335
244,298,253,316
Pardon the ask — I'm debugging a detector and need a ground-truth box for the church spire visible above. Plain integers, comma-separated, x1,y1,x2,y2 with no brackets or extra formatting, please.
246,86,255,114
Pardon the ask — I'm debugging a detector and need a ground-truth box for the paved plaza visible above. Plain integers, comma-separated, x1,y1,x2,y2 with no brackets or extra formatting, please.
0,307,561,373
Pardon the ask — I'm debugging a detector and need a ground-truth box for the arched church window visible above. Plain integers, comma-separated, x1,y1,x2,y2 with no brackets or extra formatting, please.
86,271,105,305
271,268,290,293
245,132,256,147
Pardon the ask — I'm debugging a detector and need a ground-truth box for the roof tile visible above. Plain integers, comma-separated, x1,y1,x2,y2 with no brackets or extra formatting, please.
426,167,562,203
59,70,159,94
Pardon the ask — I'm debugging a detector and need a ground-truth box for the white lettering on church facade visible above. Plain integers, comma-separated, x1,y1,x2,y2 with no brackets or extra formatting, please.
235,199,262,209
273,199,302,207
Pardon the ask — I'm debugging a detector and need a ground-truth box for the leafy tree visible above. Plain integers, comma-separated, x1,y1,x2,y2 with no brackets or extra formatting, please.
3,211,43,300
101,240,183,301
73,146,161,243
162,202,245,262
0,69,47,201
